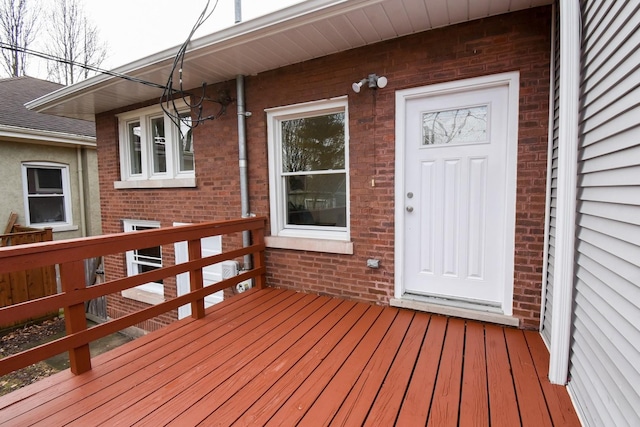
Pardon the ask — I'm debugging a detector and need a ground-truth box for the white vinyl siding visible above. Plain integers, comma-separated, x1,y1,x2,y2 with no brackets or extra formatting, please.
568,1,640,426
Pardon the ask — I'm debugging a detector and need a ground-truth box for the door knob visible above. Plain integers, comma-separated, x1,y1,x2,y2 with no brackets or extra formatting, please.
406,206,414,212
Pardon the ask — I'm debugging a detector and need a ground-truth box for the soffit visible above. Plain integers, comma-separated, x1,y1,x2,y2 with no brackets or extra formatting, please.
27,0,552,120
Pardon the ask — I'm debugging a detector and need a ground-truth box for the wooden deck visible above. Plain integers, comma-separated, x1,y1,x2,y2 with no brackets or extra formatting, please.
0,288,580,426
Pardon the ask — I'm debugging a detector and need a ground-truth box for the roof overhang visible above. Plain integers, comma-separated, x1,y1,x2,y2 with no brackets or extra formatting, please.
26,0,551,121
0,125,96,148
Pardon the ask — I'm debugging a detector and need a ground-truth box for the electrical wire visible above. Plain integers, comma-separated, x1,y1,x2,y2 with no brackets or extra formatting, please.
160,0,228,132
0,42,168,90
1,0,230,131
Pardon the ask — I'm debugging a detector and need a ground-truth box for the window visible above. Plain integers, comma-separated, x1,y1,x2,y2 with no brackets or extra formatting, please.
117,104,195,188
123,220,163,303
266,97,350,242
422,105,488,145
21,162,73,230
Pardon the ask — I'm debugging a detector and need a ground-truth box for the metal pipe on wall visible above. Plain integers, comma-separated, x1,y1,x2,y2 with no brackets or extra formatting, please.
76,147,87,237
237,74,252,270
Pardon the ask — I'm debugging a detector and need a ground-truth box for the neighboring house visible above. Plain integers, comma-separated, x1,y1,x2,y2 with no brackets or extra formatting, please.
25,0,639,425
0,76,101,239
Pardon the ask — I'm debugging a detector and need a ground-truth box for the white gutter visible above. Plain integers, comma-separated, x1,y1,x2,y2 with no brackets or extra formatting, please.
548,0,580,385
0,125,95,147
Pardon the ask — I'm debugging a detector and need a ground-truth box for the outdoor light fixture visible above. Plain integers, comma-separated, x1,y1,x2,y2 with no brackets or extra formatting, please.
352,74,388,93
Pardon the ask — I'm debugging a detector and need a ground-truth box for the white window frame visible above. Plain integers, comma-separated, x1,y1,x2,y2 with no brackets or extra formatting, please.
116,103,195,189
21,162,74,231
122,219,164,304
266,97,351,244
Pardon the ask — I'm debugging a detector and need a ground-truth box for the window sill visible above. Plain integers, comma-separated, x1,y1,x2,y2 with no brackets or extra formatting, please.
121,288,165,305
265,236,353,254
114,177,196,189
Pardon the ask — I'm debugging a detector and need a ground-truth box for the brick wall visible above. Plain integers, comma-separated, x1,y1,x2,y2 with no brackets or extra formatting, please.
96,7,551,330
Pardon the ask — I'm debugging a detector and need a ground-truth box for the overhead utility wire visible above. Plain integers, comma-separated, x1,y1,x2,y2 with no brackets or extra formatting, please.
161,0,228,132
0,42,169,90
1,0,229,129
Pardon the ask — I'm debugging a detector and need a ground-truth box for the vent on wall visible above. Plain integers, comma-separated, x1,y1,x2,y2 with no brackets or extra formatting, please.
222,261,240,279
222,260,252,293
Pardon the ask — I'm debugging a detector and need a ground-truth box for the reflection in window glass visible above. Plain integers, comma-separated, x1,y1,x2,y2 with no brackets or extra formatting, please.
128,121,142,174
279,112,347,230
281,113,345,173
423,105,488,145
286,174,347,227
151,117,166,173
178,113,194,172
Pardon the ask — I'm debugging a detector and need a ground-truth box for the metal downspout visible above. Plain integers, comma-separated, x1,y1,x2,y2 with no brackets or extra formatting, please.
77,147,87,237
237,75,252,270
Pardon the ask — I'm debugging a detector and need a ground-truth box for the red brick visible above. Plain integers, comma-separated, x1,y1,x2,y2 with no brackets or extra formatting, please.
95,7,551,330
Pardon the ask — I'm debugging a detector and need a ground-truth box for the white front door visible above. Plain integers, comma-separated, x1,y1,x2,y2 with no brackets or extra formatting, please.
396,73,519,314
174,223,224,319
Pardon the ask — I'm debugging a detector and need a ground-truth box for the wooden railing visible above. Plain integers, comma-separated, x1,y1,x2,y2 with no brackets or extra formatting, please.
0,217,267,376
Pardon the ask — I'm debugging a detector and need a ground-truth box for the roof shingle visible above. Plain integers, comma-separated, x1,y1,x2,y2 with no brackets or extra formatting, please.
0,76,95,137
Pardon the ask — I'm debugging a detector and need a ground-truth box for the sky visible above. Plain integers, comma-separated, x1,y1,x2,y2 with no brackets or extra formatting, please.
27,0,305,78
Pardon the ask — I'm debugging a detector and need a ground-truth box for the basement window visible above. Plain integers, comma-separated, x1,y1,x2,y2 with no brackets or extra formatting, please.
116,104,195,189
122,219,164,304
266,97,350,245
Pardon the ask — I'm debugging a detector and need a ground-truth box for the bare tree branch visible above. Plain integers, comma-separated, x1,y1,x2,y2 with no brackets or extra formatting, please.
45,0,107,84
0,0,38,77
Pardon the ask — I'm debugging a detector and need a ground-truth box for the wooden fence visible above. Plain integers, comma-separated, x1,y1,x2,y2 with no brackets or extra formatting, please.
0,226,57,329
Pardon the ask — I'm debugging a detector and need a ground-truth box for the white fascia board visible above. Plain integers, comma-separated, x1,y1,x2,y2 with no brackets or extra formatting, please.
0,125,96,148
25,0,364,113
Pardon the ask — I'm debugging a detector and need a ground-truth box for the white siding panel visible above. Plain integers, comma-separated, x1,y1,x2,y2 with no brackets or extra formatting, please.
569,1,640,425
580,125,640,160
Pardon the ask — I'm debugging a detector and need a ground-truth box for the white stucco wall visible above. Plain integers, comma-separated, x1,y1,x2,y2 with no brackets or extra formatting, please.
0,140,101,240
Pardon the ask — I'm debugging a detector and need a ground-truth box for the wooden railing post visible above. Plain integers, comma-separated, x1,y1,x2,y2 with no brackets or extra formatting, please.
252,224,266,290
60,259,91,374
188,239,205,319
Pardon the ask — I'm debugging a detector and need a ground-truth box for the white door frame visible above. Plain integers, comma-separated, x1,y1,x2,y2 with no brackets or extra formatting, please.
394,72,520,315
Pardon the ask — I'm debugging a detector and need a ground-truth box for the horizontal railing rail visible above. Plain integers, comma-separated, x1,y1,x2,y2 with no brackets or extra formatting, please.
0,217,267,376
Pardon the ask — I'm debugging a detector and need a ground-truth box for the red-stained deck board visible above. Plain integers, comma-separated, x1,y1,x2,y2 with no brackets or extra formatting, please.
268,307,403,426
4,288,288,425
27,290,307,426
163,298,358,425
505,327,553,427
0,289,581,427
112,292,323,426
235,304,391,426
327,309,415,427
362,312,431,427
459,320,490,426
524,330,582,427
485,323,522,426
427,316,466,427
206,301,374,426
395,314,448,426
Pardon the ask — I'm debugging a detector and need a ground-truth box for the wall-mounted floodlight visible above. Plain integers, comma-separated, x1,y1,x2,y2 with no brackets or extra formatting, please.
352,74,388,93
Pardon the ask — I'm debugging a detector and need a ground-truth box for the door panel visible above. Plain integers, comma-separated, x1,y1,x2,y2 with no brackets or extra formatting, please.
402,80,515,309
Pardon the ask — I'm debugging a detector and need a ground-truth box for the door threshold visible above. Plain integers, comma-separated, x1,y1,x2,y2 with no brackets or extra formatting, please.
390,295,519,327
